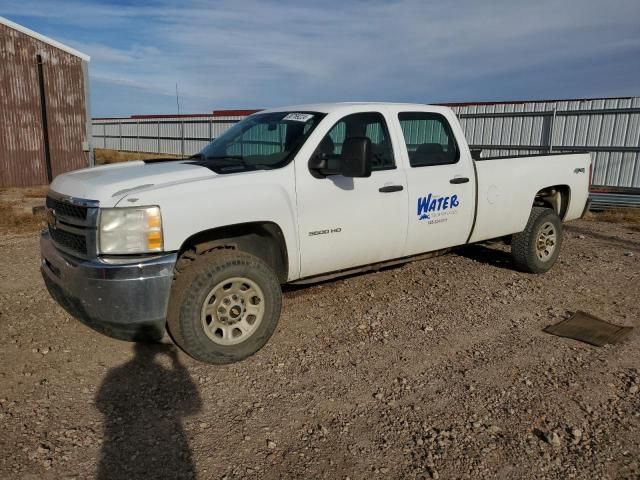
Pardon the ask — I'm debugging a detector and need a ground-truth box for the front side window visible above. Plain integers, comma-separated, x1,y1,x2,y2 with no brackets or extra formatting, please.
398,112,459,167
314,112,395,172
196,111,325,172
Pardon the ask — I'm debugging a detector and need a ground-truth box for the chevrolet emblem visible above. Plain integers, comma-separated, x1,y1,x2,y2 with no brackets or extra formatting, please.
46,208,57,229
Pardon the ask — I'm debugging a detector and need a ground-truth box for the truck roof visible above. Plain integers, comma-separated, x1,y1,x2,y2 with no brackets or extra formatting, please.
260,102,444,115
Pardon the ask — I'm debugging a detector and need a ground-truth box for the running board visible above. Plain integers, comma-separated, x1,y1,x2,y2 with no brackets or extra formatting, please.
289,249,450,285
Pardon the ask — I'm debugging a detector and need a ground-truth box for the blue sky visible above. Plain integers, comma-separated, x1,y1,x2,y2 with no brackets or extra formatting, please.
1,0,639,117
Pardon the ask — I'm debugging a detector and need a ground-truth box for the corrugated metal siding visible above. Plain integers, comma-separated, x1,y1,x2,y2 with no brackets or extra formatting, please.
590,191,640,210
92,116,241,156
452,97,640,189
0,22,89,187
92,98,640,190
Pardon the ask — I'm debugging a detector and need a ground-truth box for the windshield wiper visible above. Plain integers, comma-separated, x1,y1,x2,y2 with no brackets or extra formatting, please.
206,155,270,170
143,156,189,163
189,154,271,171
190,154,246,164
206,155,245,161
203,156,251,170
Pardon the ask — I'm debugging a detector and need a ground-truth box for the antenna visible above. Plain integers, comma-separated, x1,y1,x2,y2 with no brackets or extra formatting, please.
175,82,181,115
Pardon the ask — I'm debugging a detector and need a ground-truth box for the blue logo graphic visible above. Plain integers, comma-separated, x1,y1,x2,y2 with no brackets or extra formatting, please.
417,193,460,220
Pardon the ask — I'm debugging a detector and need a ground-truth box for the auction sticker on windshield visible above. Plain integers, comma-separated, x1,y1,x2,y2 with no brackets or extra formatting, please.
283,113,314,122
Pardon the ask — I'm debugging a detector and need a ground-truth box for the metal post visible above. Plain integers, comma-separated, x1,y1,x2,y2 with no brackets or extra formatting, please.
81,60,94,167
181,121,185,157
157,121,161,153
549,105,557,153
118,121,123,151
36,54,53,183
136,120,140,152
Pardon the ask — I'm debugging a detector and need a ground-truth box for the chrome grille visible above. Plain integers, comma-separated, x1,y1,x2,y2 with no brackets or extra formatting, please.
46,193,99,258
49,227,88,255
46,196,88,220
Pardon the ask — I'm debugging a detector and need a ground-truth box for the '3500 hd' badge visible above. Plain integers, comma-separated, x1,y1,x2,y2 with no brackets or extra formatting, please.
308,228,342,236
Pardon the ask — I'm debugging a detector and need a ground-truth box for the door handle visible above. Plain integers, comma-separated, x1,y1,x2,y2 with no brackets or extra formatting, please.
379,185,404,193
450,177,469,184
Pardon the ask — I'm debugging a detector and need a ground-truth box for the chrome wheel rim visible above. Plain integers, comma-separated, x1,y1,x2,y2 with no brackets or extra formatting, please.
536,222,557,261
201,277,265,345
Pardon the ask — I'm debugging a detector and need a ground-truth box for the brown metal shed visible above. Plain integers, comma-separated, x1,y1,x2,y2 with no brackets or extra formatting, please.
0,16,92,187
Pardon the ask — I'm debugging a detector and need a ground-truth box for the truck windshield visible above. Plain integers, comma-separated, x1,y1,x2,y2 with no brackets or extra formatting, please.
195,111,325,171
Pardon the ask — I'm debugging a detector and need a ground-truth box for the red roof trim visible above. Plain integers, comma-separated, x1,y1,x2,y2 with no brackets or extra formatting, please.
212,109,262,117
129,113,215,119
93,97,636,120
437,96,637,107
94,110,262,120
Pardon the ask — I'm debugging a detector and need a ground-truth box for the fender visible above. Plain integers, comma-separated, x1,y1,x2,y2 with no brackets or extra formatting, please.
119,167,301,281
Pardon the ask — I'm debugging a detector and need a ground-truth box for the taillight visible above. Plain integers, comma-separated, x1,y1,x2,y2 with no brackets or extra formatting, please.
588,161,593,191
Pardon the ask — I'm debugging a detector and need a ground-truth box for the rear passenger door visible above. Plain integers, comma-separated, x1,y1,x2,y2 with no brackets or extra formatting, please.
395,110,475,255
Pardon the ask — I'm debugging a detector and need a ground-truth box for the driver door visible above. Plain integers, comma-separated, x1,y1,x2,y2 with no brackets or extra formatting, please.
295,110,408,278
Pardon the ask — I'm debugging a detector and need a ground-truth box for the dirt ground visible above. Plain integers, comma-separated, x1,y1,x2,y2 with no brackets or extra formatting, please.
0,217,638,479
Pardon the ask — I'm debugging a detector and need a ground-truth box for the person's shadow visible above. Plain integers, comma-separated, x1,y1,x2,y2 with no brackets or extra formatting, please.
95,342,202,479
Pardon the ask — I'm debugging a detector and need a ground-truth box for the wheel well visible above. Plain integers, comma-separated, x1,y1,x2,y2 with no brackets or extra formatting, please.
533,185,570,219
178,222,289,283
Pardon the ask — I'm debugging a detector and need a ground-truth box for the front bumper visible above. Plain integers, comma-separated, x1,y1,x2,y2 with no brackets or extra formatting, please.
40,230,177,341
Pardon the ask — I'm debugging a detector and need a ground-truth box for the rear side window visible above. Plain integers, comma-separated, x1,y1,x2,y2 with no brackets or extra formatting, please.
398,112,459,167
315,112,395,171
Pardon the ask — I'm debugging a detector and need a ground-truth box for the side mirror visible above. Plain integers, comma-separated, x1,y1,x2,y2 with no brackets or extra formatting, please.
340,137,372,178
309,152,337,178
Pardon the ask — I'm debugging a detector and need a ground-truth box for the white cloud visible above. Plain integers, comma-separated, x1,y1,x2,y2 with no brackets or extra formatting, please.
2,0,638,115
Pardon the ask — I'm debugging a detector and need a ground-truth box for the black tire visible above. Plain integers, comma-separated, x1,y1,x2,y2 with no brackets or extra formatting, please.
167,250,282,364
511,207,563,274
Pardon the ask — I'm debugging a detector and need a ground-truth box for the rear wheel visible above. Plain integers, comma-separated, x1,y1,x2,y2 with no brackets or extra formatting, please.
511,207,563,273
167,251,282,364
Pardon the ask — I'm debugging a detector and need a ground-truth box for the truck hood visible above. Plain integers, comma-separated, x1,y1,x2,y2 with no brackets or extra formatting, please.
49,160,215,205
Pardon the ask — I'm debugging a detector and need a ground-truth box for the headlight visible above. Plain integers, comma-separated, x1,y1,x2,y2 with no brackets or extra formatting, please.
99,206,163,254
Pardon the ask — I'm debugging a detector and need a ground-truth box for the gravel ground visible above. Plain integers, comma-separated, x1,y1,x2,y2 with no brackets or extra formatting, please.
0,218,638,480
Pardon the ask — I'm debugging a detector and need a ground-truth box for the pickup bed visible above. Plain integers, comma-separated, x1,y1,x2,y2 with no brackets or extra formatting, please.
41,103,591,364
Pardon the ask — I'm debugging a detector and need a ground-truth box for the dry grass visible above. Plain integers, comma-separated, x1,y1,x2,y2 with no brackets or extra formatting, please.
0,186,48,200
0,186,47,233
22,186,49,198
0,201,45,233
95,148,183,165
588,208,640,232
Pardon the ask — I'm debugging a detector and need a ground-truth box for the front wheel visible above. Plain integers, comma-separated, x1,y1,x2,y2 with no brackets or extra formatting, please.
511,207,563,273
167,251,282,364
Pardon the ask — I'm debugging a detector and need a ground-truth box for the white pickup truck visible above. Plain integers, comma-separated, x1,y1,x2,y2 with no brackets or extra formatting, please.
41,103,591,364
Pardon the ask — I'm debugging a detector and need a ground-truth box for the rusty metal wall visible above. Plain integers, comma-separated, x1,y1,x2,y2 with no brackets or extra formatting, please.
0,22,89,187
